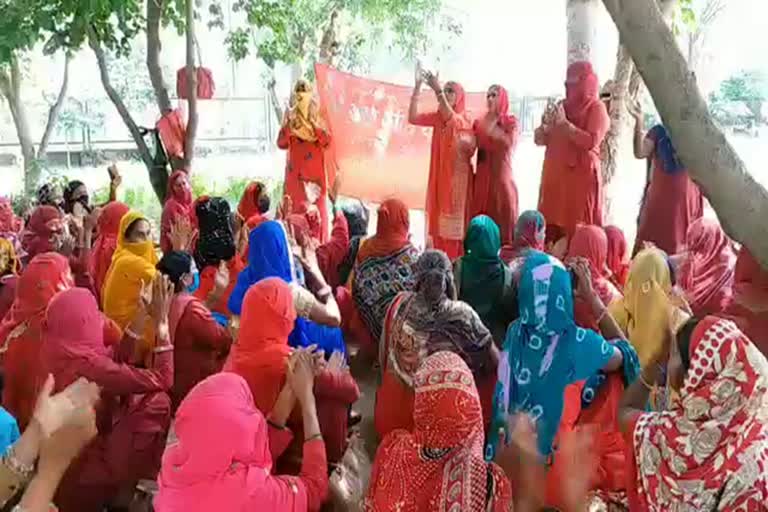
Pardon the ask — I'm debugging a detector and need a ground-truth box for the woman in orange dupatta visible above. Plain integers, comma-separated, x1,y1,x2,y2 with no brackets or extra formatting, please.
89,201,130,305
536,62,610,243
723,246,768,356
102,211,158,363
0,253,73,429
409,69,475,259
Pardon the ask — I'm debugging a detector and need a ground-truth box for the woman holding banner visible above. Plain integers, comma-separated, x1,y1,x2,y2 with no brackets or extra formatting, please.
409,66,475,260
278,79,331,242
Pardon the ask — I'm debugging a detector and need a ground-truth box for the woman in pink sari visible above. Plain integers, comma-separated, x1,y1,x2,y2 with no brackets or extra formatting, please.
471,85,519,244
161,171,194,254
409,69,475,259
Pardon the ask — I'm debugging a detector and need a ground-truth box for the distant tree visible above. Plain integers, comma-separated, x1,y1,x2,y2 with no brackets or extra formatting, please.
715,70,768,124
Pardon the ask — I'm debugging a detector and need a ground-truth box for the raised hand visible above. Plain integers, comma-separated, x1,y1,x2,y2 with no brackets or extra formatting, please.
169,217,195,252
149,274,174,325
425,71,441,93
213,260,229,293
288,350,316,405
32,375,100,438
627,98,643,124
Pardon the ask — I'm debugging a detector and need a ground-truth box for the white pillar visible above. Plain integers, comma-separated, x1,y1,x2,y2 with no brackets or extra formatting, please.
566,0,600,65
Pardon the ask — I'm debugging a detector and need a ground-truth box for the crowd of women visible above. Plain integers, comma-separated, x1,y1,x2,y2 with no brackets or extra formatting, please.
0,58,765,512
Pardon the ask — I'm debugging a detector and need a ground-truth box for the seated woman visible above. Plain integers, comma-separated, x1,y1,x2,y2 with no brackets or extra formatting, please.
499,209,546,266
331,201,370,288
43,284,174,512
225,279,358,468
604,225,630,289
156,251,232,411
568,224,623,330
235,180,271,261
0,253,74,429
102,211,158,364
366,351,512,511
0,237,21,320
455,215,518,347
677,218,736,317
618,316,768,510
160,171,194,254
89,201,130,304
377,250,498,439
154,358,329,512
609,247,692,372
228,220,344,356
350,198,419,349
192,196,243,321
723,246,768,356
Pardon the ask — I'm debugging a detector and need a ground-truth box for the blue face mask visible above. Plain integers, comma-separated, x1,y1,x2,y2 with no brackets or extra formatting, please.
186,271,200,293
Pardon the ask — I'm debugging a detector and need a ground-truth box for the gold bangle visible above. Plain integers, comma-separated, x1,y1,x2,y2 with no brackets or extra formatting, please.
304,433,323,443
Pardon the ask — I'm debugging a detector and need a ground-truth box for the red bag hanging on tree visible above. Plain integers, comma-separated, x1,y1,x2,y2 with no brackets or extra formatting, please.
156,109,187,159
176,67,215,100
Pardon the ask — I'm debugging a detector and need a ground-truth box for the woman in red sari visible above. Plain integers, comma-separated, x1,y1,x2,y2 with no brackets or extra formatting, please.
90,201,130,303
536,62,610,243
278,79,331,243
724,246,768,356
678,218,736,317
567,224,623,330
366,351,512,511
604,225,630,289
471,85,519,244
630,106,703,255
0,253,73,429
409,70,475,259
160,170,194,254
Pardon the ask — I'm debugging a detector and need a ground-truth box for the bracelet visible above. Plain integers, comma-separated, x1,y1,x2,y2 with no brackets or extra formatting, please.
305,433,323,443
153,344,174,354
125,327,141,340
3,446,35,480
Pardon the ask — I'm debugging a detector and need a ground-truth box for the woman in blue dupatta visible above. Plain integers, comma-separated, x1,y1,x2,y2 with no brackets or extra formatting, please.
228,220,346,356
487,251,639,461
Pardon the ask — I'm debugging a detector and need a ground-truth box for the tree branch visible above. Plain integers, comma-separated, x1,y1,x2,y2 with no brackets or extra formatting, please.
38,53,71,159
183,0,199,171
147,0,172,113
601,0,768,266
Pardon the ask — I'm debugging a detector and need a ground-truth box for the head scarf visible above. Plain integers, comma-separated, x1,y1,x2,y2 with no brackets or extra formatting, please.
158,251,192,289
631,317,768,511
193,196,235,270
0,197,22,233
365,352,512,512
384,251,493,387
459,215,505,318
36,183,60,208
446,81,466,114
0,253,72,355
678,218,736,317
155,373,310,512
90,201,131,299
489,251,617,458
604,225,630,288
500,210,545,263
564,61,601,128
21,206,63,260
723,247,768,355
160,170,194,253
288,79,319,142
608,248,690,367
341,201,369,239
0,238,20,277
224,278,295,413
102,211,158,360
487,84,515,129
356,198,410,262
569,224,621,306
285,214,312,245
237,181,270,225
62,180,90,214
648,124,685,175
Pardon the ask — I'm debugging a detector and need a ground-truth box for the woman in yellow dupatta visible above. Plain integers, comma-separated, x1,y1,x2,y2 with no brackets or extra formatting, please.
102,211,158,363
609,247,691,368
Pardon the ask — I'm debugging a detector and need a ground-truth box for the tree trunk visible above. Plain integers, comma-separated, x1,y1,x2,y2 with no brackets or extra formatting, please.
38,53,72,160
0,55,39,195
566,0,600,66
267,71,283,125
183,0,199,171
89,27,167,202
146,0,173,114
601,0,768,266
318,10,341,66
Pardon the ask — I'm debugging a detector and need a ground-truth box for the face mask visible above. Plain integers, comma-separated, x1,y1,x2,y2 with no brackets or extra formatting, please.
295,92,312,115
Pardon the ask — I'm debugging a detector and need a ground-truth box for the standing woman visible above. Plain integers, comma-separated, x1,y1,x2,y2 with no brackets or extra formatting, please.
536,62,610,243
629,102,703,256
471,85,519,244
278,79,331,243
160,171,195,255
409,67,475,259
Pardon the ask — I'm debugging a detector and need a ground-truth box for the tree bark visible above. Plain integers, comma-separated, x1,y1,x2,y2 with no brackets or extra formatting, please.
566,0,600,66
89,27,167,201
182,0,199,172
38,53,71,160
267,71,283,124
601,0,768,266
146,0,173,114
0,55,39,194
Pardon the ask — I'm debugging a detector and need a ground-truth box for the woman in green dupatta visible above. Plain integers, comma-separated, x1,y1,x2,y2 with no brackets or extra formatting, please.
454,215,517,346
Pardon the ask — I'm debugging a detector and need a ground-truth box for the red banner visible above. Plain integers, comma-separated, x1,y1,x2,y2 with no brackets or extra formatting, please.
316,64,487,209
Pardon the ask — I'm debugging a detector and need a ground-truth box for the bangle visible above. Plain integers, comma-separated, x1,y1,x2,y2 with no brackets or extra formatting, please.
3,445,35,480
305,433,323,443
153,344,173,354
125,327,141,340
